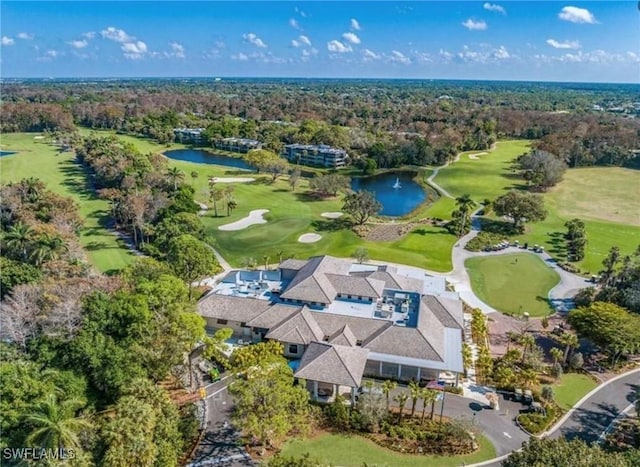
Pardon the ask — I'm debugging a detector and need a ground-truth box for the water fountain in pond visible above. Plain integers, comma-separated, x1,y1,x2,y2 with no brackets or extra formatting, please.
392,177,402,189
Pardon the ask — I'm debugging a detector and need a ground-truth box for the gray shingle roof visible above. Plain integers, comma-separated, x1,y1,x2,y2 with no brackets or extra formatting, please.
420,295,464,329
313,312,391,342
363,326,443,362
294,342,369,387
325,274,385,298
198,294,270,322
279,259,308,271
280,256,351,303
329,324,357,347
245,304,301,329
265,307,324,345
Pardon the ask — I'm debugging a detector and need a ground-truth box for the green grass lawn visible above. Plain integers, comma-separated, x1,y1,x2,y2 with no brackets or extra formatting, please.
0,133,137,273
465,253,560,317
552,373,599,410
279,432,496,467
434,140,531,202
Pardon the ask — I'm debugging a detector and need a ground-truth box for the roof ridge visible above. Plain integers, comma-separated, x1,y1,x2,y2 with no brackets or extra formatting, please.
331,345,358,387
415,327,444,361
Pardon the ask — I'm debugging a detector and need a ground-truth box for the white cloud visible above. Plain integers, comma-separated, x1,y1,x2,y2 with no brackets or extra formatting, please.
483,3,506,14
350,18,361,30
558,6,597,24
83,31,96,39
462,19,488,31
289,18,301,30
546,39,581,50
231,52,249,61
101,26,134,42
493,45,510,59
69,39,88,49
1,36,15,46
243,32,267,48
17,32,34,40
301,48,318,61
121,40,147,59
362,49,380,60
295,7,308,18
292,35,312,48
169,42,185,58
390,50,411,65
342,32,361,45
45,50,58,58
327,40,352,53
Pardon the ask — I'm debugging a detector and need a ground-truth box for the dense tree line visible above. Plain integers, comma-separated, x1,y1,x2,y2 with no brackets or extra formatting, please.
2,79,638,168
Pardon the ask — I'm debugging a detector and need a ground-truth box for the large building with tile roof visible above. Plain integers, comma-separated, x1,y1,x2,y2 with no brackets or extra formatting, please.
198,255,464,402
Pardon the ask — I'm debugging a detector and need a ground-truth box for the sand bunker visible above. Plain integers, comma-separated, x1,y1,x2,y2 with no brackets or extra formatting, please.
321,212,344,219
298,233,322,243
209,177,255,183
34,136,45,140
219,209,269,231
468,152,488,160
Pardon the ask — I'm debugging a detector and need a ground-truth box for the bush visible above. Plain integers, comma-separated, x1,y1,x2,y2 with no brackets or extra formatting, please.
569,352,584,371
558,262,581,274
464,231,506,252
574,287,596,308
444,385,463,395
518,405,558,434
541,386,554,401
551,362,564,379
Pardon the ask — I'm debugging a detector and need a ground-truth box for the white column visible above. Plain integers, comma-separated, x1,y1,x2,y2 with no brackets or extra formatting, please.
417,367,421,380
397,364,402,379
313,380,318,400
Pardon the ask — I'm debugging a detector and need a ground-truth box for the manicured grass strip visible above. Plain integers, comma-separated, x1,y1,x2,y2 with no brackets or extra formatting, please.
465,253,560,317
552,373,599,411
434,140,531,202
0,133,136,273
279,432,496,467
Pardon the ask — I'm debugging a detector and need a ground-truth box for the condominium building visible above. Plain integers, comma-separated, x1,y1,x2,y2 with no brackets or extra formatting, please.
283,144,348,168
215,137,262,153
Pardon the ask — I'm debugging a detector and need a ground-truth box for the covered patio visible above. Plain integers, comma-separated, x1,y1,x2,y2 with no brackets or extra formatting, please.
294,342,369,405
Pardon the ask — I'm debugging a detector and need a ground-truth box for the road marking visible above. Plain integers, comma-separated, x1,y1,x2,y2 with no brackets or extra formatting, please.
503,432,512,439
205,385,230,399
204,375,231,390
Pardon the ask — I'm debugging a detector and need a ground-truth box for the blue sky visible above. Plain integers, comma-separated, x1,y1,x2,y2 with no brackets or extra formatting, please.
1,1,639,82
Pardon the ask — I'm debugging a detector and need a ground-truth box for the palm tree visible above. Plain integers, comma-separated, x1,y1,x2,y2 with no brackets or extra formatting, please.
263,255,270,271
559,332,579,367
520,333,536,365
190,171,199,185
462,343,473,377
30,233,68,266
166,167,185,191
226,199,237,216
550,347,564,366
420,389,438,422
4,222,34,261
209,185,224,217
454,193,475,237
381,380,397,412
276,250,284,264
24,394,92,450
519,369,538,389
393,393,409,424
409,381,421,417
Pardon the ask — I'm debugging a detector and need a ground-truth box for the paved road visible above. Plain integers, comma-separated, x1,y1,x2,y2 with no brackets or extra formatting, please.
548,368,640,443
388,386,530,457
187,376,254,467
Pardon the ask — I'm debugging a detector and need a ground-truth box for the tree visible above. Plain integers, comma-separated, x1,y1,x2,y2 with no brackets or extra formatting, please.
520,333,536,365
203,328,233,368
492,190,547,232
223,185,236,216
565,218,587,261
518,150,568,190
263,158,289,182
550,347,564,366
502,437,630,467
557,332,579,367
167,234,219,299
342,191,382,225
3,222,34,261
288,169,301,192
462,343,473,377
541,386,554,401
381,380,397,411
352,247,369,264
569,302,640,366
409,380,421,417
420,388,438,422
393,392,409,424
230,340,285,373
208,183,224,217
308,174,350,198
25,393,92,451
569,352,584,370
166,166,185,191
29,232,68,266
230,361,310,450
266,453,321,467
452,193,475,237
190,170,198,185
0,257,42,299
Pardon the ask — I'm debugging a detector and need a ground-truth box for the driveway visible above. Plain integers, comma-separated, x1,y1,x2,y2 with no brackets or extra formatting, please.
187,376,254,467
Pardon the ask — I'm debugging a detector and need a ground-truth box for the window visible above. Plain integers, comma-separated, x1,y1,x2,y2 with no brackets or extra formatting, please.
347,295,352,299
216,319,228,325
358,296,362,300
356,340,363,346
289,344,298,354
240,322,247,327
323,335,330,342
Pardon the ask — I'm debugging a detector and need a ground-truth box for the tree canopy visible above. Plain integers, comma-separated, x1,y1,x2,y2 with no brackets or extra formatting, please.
342,190,382,225
492,190,547,232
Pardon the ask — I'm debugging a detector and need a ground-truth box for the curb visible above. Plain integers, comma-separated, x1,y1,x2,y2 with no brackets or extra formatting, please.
466,366,640,467
543,366,640,437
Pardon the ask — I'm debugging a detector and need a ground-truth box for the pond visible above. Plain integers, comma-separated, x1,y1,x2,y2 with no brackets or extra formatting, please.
0,151,17,157
350,171,426,217
164,149,253,170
